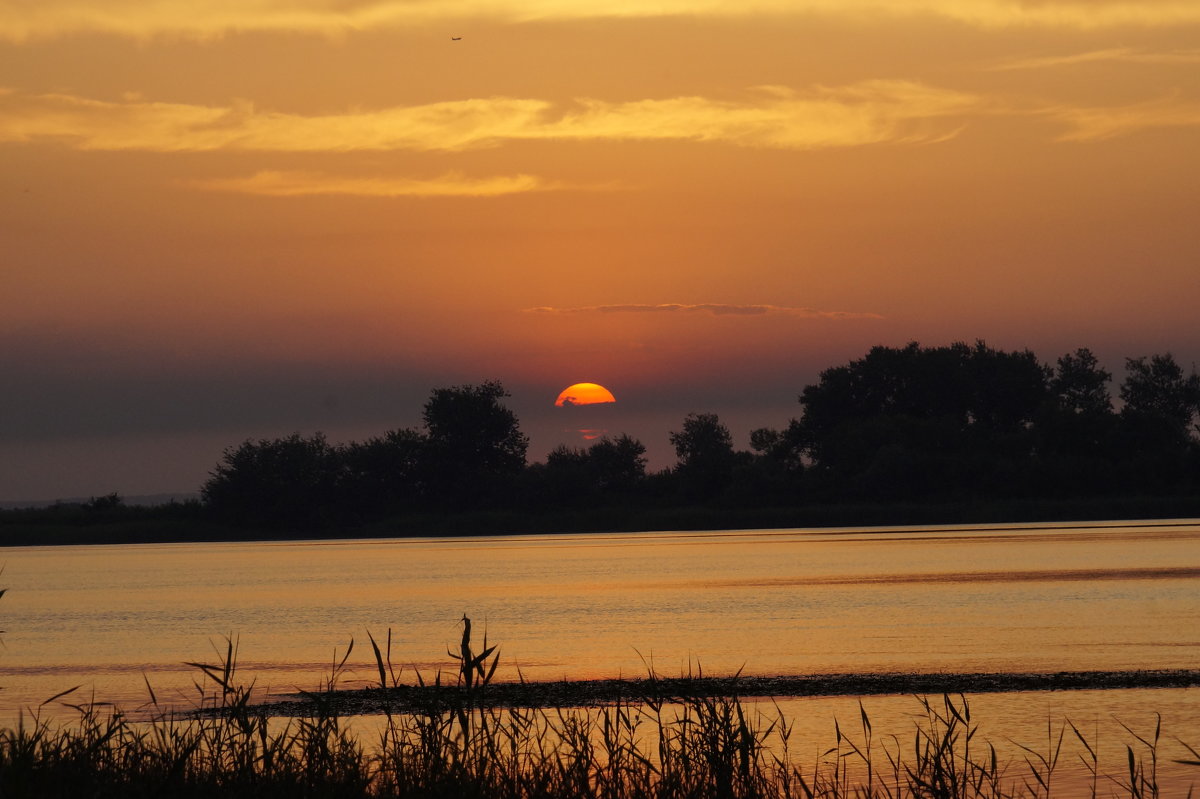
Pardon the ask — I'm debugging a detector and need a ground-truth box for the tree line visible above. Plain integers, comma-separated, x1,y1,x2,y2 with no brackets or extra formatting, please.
201,342,1200,529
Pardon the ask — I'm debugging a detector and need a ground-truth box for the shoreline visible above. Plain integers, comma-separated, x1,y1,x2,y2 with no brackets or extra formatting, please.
5,495,1200,547
255,668,1200,717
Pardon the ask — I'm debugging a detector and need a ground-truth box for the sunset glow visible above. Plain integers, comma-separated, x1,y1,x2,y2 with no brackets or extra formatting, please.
2,0,1198,499
555,383,617,407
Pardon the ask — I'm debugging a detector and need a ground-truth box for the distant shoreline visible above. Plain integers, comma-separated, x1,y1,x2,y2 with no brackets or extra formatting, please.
0,493,199,511
255,669,1200,718
3,494,1200,547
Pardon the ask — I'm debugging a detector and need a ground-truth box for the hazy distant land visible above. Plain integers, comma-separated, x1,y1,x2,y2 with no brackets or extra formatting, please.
0,493,199,511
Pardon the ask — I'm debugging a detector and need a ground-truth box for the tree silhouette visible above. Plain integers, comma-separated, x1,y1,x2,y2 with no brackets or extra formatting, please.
342,428,427,516
194,344,1200,529
1116,355,1200,492
734,427,804,503
587,434,648,492
1036,348,1117,478
794,341,1050,499
422,380,529,507
532,434,648,507
960,341,1050,440
1119,354,1200,446
535,444,594,507
84,492,125,513
670,412,736,500
1051,348,1113,417
202,433,344,528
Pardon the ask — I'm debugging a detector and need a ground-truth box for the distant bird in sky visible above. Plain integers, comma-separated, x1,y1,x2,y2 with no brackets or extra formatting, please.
451,36,461,41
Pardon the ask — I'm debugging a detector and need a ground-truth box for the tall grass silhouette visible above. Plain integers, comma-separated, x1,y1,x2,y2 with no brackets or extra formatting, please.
0,618,1196,798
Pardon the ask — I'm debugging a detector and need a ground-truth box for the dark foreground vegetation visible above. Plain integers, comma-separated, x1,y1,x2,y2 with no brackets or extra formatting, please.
3,622,1199,798
4,341,1200,543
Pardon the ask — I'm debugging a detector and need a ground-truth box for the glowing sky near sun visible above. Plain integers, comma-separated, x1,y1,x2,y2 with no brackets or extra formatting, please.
2,0,1199,498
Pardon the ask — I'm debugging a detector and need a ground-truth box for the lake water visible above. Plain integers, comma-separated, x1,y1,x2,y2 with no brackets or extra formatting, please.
2,520,1200,787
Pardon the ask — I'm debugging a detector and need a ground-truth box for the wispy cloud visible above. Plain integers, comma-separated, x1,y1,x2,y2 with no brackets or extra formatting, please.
542,83,978,149
9,83,1197,157
922,0,1200,30
993,47,1200,71
0,92,551,152
189,170,561,197
1048,96,1200,141
0,83,981,154
523,303,884,319
4,0,1199,41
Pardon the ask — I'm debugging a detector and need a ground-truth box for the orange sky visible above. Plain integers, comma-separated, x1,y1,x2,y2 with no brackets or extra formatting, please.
3,0,1199,499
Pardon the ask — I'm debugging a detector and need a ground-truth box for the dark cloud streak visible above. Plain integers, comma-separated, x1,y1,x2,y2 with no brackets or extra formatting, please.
523,303,883,319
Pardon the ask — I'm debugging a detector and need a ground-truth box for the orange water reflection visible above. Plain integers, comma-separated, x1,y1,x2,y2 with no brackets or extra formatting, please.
0,520,1197,734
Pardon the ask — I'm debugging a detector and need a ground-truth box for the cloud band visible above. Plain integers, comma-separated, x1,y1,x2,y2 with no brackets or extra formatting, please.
0,83,980,154
4,0,1200,41
523,303,883,319
188,170,558,197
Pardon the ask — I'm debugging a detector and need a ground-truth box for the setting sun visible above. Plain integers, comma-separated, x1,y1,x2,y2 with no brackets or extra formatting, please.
555,382,616,407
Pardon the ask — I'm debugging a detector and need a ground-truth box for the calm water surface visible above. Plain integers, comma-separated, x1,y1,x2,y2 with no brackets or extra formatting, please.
3,519,1199,759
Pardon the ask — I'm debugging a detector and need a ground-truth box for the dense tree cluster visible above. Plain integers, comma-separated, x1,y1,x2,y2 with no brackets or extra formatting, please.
525,434,649,508
203,381,531,527
201,344,1200,528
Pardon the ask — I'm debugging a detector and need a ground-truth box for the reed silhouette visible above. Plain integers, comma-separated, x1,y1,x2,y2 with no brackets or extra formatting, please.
3,623,1198,798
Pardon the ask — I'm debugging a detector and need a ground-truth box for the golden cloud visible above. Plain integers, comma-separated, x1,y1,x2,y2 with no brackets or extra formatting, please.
0,91,550,152
5,0,1199,41
541,83,979,149
993,47,1200,71
923,0,1200,29
1049,97,1200,141
523,303,884,320
189,170,558,197
0,83,980,153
